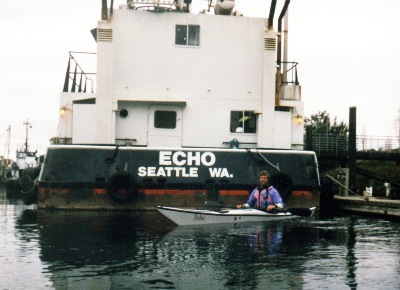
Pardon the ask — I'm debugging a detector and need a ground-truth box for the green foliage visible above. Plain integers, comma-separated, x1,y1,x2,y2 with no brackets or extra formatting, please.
304,110,349,135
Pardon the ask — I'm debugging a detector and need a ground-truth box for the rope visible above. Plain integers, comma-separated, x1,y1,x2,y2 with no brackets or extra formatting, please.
20,178,38,194
256,150,280,171
325,174,367,201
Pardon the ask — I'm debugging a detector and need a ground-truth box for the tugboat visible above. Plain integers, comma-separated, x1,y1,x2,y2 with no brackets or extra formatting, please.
38,0,320,210
6,120,41,202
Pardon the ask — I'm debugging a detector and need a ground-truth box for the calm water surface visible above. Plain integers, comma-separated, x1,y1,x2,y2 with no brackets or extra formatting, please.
1,185,400,290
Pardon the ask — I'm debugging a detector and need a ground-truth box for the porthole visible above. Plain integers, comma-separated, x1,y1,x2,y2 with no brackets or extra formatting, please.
119,109,128,118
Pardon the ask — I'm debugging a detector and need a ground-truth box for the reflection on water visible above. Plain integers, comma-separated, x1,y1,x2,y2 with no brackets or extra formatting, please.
160,221,321,289
21,210,176,289
1,186,400,289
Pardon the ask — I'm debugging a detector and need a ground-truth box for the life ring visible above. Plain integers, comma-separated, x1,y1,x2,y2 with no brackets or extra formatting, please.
20,167,41,205
107,172,138,203
269,172,293,201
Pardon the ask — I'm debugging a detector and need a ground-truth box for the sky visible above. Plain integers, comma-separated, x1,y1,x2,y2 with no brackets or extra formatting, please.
1,0,399,159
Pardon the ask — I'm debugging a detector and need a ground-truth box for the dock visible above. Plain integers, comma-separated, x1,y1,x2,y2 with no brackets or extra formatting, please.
334,195,400,218
320,174,400,219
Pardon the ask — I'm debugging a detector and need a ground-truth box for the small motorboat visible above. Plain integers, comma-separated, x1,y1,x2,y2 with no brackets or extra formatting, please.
157,205,317,226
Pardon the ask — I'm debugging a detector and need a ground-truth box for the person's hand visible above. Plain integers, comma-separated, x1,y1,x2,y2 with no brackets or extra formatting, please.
267,205,277,211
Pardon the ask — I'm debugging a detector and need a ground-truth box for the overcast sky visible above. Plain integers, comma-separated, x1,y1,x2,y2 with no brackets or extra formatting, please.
1,0,399,159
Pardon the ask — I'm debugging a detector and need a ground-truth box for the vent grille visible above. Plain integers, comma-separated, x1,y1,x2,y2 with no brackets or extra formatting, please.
97,28,113,42
264,37,276,50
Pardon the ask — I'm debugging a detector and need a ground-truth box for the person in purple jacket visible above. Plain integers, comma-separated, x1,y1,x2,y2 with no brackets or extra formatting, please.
241,170,284,211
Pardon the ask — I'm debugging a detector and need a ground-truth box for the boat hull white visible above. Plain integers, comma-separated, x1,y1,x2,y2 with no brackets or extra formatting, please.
157,205,310,226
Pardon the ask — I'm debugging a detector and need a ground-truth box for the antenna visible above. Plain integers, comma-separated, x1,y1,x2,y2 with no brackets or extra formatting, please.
397,108,400,148
398,108,400,134
6,125,11,160
2,125,11,161
23,119,32,153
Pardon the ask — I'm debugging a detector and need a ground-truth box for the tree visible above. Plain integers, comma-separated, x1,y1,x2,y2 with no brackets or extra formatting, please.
304,110,349,135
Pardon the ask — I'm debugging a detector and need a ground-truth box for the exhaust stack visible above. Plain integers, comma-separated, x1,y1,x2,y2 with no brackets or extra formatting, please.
268,0,277,29
101,0,108,20
275,0,290,106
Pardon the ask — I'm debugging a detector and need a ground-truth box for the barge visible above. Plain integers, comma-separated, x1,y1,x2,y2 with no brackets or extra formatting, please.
36,0,320,210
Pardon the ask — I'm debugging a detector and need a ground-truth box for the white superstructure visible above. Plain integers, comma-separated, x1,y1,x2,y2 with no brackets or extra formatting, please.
56,0,304,150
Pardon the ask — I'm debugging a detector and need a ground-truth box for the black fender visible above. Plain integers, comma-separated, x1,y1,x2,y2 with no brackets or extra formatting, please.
269,172,293,201
107,172,138,203
6,178,21,196
20,167,41,205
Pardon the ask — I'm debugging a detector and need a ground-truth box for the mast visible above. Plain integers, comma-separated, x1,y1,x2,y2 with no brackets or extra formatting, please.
397,108,400,136
23,119,31,152
6,125,11,160
2,125,11,161
397,108,400,148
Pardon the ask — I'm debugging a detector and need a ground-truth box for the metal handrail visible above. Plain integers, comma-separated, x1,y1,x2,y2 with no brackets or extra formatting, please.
63,51,97,94
310,133,400,154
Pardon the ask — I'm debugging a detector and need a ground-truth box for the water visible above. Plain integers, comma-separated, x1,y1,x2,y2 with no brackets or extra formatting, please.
1,186,400,290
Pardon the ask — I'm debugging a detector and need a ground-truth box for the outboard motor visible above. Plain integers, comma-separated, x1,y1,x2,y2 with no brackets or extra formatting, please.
214,0,235,15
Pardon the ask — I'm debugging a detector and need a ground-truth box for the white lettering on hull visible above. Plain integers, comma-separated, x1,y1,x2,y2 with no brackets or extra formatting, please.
208,167,233,178
159,151,216,166
138,166,199,177
138,151,233,178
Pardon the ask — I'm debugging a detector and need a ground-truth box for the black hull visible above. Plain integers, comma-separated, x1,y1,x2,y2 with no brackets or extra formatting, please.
37,145,320,210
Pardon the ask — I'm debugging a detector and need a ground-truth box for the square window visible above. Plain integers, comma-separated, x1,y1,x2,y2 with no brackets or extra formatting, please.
175,25,200,46
154,110,177,129
230,111,257,133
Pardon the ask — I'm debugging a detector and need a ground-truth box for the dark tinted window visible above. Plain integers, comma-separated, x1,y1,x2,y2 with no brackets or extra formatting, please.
154,111,177,129
175,25,187,45
188,25,200,46
175,25,200,46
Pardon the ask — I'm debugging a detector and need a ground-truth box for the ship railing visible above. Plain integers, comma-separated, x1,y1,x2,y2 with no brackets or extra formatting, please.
356,135,400,153
310,133,400,156
62,51,96,94
222,140,257,149
311,133,348,155
280,61,299,85
127,0,182,11
50,137,72,145
115,139,137,146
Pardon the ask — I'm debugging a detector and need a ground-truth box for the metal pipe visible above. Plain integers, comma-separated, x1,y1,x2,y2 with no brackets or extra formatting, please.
101,0,108,20
268,0,277,29
275,0,290,106
277,0,290,67
110,0,114,19
282,8,289,83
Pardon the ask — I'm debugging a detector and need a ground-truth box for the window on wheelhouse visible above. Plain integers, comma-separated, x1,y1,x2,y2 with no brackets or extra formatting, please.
154,110,177,129
230,111,257,133
175,25,200,46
